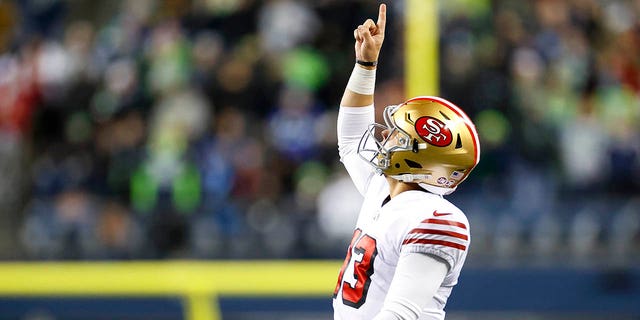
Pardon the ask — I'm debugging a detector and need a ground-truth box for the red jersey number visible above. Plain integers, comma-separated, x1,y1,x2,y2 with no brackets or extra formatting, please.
333,229,378,308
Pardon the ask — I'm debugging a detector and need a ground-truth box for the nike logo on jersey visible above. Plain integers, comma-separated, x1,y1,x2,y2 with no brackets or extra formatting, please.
433,210,452,217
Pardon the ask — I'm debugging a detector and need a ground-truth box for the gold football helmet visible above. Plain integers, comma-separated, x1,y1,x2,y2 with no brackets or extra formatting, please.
357,96,480,195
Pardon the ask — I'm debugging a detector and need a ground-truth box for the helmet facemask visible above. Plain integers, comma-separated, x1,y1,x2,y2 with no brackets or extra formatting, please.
357,105,411,174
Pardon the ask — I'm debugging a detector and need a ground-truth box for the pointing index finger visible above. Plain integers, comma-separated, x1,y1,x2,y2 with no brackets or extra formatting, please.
377,3,387,34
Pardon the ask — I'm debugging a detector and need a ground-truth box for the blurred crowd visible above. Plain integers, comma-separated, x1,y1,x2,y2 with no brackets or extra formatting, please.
439,0,640,266
0,0,638,265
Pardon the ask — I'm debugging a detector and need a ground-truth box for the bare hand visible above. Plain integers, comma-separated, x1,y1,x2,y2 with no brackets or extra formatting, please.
354,3,386,63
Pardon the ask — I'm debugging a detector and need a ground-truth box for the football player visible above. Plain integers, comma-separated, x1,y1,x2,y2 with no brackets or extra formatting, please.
333,4,480,320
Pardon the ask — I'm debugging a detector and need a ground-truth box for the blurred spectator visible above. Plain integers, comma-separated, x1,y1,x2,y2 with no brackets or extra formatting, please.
559,92,609,192
257,0,320,55
21,189,97,259
267,85,322,162
316,171,362,250
95,200,142,259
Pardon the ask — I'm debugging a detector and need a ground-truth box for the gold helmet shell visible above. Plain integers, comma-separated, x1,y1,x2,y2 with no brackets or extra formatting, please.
357,96,480,195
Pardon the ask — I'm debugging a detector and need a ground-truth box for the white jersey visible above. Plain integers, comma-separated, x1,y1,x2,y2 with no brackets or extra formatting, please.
333,106,470,320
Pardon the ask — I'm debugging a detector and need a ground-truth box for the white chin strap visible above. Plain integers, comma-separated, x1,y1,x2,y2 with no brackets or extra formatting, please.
388,174,456,196
389,174,430,183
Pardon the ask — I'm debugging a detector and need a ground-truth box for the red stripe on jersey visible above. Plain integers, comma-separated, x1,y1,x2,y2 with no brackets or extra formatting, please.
423,218,467,230
402,238,467,251
407,228,469,241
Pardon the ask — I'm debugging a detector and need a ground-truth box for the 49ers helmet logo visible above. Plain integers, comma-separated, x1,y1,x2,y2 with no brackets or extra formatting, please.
415,116,452,147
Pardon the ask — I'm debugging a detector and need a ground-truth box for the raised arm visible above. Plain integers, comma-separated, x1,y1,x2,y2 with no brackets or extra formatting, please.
340,3,386,107
337,4,388,194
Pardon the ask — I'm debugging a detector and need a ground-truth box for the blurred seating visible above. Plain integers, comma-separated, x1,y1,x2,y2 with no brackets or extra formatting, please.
0,0,637,265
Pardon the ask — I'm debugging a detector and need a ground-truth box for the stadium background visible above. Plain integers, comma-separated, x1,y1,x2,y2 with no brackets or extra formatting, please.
0,0,639,319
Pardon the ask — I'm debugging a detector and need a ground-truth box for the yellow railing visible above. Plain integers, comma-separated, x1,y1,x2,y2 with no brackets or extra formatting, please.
0,260,341,320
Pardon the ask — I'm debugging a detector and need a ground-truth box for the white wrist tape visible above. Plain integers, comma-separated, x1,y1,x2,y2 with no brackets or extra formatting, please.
346,65,376,95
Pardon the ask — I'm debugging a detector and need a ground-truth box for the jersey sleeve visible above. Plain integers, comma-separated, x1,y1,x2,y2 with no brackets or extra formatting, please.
400,216,469,270
337,105,376,195
373,252,448,320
